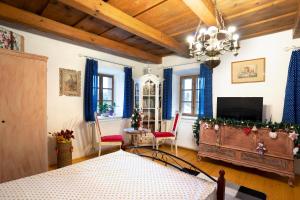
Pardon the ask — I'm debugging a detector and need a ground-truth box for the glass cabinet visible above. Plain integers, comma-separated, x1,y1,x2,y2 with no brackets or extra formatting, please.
134,73,162,133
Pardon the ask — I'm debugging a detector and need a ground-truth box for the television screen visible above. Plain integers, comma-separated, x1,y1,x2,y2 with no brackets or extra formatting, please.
217,97,263,121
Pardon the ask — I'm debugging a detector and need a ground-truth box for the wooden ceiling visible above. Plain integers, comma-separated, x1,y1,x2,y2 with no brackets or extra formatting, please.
0,0,298,64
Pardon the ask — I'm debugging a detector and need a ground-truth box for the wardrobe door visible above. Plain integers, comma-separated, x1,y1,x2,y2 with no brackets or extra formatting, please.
0,49,47,183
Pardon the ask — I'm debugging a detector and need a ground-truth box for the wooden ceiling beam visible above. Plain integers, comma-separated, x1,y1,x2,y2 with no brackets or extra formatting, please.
0,2,161,64
293,1,300,39
239,12,296,31
182,0,217,26
226,0,287,21
59,0,188,57
242,24,294,40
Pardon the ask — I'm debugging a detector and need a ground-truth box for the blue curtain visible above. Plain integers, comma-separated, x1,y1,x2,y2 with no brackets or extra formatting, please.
198,64,213,118
84,59,98,122
123,67,133,118
282,50,300,124
162,68,173,120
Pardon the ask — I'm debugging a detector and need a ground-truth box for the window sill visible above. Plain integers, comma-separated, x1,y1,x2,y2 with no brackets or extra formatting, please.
97,116,123,122
181,116,198,121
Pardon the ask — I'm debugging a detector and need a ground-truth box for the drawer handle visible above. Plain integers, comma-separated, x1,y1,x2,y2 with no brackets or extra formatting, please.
1,120,5,123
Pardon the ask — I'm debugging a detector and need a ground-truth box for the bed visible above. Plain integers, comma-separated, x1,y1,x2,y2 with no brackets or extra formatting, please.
0,148,225,200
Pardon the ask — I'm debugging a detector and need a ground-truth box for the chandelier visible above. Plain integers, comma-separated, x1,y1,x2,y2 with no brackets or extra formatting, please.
186,2,240,68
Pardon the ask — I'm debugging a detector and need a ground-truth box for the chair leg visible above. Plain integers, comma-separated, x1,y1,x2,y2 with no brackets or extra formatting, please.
156,140,159,150
175,140,178,156
152,137,155,149
171,141,173,152
98,144,102,156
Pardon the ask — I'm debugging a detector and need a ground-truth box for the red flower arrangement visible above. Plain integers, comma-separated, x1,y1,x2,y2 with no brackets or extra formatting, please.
49,129,75,143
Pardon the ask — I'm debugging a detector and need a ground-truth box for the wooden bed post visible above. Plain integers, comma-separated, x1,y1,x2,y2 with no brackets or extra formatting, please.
217,170,225,200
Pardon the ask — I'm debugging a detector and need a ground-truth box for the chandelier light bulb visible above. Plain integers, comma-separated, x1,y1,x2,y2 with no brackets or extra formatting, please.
207,26,218,35
200,28,207,35
228,26,236,33
233,34,239,41
186,35,194,44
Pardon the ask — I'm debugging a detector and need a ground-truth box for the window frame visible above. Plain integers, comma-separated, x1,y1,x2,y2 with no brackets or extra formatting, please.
98,73,114,109
179,75,199,116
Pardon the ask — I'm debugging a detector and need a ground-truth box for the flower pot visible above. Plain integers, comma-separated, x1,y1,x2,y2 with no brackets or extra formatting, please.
57,141,72,168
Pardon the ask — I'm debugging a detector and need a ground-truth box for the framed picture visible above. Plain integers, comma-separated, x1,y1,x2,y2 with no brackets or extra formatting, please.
0,27,24,52
59,68,81,96
231,58,265,84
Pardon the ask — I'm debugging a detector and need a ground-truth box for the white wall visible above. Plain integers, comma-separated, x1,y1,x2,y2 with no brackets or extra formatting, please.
0,22,147,165
158,30,300,173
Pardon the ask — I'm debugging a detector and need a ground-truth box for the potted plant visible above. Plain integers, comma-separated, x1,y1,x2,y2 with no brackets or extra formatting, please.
49,129,75,168
99,102,116,117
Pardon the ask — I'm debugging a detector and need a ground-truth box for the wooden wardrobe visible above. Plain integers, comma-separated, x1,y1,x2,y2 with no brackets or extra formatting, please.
0,48,48,183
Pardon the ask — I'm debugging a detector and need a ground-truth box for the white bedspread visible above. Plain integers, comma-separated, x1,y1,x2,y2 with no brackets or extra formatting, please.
0,150,216,200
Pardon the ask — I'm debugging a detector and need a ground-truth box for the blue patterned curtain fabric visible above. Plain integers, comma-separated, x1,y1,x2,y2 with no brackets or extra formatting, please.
123,67,133,118
282,50,300,124
198,64,213,118
162,68,173,120
84,59,98,122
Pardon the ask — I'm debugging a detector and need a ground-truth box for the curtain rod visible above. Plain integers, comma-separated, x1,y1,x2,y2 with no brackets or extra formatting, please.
78,54,134,68
285,45,300,51
160,61,200,69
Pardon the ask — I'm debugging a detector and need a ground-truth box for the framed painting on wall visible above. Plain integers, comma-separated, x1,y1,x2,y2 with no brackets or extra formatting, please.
59,68,81,96
0,27,24,52
231,58,265,84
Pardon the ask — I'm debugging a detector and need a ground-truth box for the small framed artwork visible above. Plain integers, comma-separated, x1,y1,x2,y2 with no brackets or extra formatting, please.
0,27,24,52
59,68,81,96
231,58,265,84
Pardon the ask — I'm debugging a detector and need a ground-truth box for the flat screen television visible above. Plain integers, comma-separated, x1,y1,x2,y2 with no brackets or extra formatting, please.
217,97,263,121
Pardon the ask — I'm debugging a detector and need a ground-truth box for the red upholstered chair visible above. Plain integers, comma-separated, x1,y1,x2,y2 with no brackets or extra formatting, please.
152,112,181,156
94,112,123,156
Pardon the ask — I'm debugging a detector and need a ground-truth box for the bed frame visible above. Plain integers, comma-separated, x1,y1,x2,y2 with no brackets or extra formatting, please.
127,146,225,200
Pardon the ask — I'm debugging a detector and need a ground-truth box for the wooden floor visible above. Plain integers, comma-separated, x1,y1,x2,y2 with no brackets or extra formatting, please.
52,145,300,200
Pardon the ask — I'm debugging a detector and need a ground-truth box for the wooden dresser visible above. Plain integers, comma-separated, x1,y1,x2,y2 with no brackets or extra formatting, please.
0,49,48,183
198,123,295,186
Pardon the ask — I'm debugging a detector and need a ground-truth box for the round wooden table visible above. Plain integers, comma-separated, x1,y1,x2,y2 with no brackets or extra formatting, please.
123,128,150,147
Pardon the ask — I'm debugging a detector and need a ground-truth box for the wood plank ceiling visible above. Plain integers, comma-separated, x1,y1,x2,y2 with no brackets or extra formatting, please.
0,0,298,63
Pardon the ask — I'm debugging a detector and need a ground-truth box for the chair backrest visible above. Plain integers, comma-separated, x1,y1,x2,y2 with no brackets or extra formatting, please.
94,112,102,142
171,112,181,136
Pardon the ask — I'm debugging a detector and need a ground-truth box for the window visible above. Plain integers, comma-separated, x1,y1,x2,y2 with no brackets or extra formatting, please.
98,74,114,109
180,75,200,116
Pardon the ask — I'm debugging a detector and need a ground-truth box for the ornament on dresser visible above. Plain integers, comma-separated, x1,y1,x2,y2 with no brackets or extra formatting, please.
131,108,142,130
243,127,251,136
251,125,258,132
256,142,267,156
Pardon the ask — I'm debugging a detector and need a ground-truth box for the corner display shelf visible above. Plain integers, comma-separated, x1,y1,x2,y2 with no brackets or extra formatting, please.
134,73,162,145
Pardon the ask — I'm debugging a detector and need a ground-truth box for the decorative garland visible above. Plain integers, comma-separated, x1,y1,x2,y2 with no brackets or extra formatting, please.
193,117,300,158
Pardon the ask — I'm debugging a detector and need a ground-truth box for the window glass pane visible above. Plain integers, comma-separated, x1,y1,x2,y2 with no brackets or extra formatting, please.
182,102,192,114
103,89,112,100
182,78,192,89
102,101,112,106
195,102,199,115
196,89,200,102
196,77,200,89
103,76,112,88
182,90,192,101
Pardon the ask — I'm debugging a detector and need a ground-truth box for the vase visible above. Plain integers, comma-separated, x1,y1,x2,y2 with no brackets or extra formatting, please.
57,141,72,168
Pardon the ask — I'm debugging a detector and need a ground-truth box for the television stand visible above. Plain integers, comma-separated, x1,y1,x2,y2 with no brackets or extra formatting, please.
198,123,295,186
